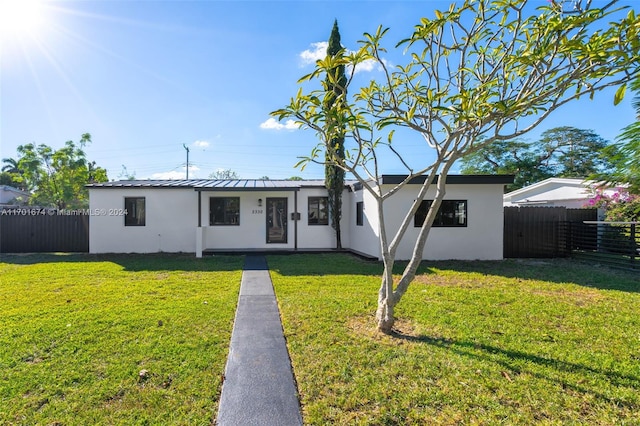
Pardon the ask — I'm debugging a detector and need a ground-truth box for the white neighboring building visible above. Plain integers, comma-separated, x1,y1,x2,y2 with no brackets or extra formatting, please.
88,175,513,260
503,177,614,209
0,185,30,206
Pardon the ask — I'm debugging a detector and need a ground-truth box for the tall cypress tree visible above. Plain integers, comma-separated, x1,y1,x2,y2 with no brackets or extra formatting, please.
324,19,346,249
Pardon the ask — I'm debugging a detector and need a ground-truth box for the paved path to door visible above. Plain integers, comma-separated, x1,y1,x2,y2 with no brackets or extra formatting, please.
216,255,303,425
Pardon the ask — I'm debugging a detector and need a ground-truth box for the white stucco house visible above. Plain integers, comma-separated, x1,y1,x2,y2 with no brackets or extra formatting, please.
503,177,609,209
88,174,513,260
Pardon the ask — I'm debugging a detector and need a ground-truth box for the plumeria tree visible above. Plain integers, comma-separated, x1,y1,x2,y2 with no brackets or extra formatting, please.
273,0,640,332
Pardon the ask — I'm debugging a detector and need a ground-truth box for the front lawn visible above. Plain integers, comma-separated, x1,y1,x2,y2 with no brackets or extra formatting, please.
3,252,638,424
268,254,640,425
0,254,242,425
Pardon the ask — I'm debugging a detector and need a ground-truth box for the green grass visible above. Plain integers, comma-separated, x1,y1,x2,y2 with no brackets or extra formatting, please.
268,254,640,425
3,252,639,425
0,253,243,425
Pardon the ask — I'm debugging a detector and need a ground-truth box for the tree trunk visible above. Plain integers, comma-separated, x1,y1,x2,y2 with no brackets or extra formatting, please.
376,252,397,333
374,164,455,333
376,298,395,333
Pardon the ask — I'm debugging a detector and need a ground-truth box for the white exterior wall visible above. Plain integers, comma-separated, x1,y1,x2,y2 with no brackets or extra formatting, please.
296,188,351,249
354,184,505,261
90,186,352,253
348,188,381,258
89,182,506,259
200,188,350,250
201,190,294,250
89,188,197,253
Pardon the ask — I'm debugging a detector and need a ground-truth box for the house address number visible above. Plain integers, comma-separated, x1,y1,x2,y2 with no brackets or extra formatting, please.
251,209,263,214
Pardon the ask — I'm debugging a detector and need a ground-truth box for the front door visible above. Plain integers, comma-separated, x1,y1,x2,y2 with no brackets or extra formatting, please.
266,198,287,244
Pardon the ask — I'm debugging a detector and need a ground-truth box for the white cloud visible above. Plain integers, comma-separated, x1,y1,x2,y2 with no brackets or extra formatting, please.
192,140,210,149
259,117,300,131
150,171,186,180
299,41,327,66
353,58,378,74
299,41,386,74
150,165,199,180
350,57,391,74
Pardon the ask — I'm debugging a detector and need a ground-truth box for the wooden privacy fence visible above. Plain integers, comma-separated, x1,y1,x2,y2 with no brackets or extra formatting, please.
503,206,597,258
0,209,89,253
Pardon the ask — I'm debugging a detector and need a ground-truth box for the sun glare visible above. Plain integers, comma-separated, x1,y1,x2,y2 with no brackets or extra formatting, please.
0,0,47,41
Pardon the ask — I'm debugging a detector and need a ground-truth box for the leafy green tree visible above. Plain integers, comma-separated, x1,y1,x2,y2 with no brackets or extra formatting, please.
1,157,26,190
461,127,614,191
209,169,240,179
461,138,553,191
324,20,348,249
540,127,613,177
2,157,21,174
273,0,640,332
599,77,640,192
0,172,22,189
14,134,108,209
118,165,137,181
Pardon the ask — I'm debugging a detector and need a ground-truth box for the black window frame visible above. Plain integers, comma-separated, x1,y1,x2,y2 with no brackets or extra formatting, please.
308,196,329,226
414,200,467,228
210,197,240,226
124,197,146,227
356,201,364,226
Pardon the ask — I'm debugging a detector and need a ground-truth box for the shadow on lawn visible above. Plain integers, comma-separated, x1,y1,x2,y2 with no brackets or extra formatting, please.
268,254,639,293
2,252,637,292
391,330,640,410
0,252,243,272
419,258,640,293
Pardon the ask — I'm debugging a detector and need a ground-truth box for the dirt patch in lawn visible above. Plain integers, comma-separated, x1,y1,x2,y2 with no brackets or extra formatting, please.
347,315,423,344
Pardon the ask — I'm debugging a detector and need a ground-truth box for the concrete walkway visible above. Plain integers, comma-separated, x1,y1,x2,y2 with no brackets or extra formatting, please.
216,255,303,426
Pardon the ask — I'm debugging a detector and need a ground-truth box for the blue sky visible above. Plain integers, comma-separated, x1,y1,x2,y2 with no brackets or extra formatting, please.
1,0,637,181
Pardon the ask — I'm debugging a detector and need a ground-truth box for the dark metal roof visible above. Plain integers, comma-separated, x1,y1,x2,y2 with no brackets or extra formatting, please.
87,179,198,188
88,175,513,191
194,179,329,191
87,179,335,191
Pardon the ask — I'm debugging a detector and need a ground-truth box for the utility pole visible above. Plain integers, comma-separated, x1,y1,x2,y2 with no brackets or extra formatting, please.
183,144,190,179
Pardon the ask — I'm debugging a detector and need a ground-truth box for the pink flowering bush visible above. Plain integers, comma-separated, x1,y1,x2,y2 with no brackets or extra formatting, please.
587,186,640,222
